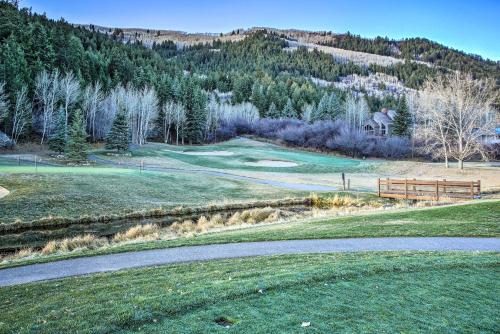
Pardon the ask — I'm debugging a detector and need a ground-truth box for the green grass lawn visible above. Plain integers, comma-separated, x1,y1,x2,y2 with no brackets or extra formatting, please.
1,252,498,333
129,138,375,173
0,164,305,223
3,200,498,269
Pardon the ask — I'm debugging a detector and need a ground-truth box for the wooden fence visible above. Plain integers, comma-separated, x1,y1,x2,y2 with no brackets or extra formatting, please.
378,178,481,201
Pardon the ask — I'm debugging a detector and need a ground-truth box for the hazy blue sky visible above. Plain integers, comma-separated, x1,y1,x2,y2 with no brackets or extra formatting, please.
22,0,500,60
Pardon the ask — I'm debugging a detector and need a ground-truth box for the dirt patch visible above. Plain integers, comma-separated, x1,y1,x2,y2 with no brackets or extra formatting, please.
244,160,299,167
0,186,9,199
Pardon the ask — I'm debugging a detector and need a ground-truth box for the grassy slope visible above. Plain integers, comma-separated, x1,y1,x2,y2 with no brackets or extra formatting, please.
0,165,305,223
1,252,498,333
2,200,498,269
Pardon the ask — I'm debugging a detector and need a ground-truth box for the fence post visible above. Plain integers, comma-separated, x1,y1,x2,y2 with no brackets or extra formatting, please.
377,178,381,197
435,180,439,201
386,177,390,191
443,179,446,195
342,172,345,191
35,155,37,173
405,178,408,199
413,178,416,192
347,179,350,191
18,156,20,166
470,181,474,199
477,180,481,198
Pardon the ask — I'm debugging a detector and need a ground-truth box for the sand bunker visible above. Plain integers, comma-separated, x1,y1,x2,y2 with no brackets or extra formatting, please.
164,149,234,156
183,150,234,156
0,186,9,199
244,160,299,167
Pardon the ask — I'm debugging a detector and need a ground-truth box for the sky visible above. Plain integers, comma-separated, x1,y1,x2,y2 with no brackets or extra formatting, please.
21,0,500,60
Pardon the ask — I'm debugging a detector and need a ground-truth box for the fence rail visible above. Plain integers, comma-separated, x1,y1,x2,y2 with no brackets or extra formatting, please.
378,178,481,201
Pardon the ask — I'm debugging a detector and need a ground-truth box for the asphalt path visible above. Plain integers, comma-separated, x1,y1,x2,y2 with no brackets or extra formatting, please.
1,237,498,286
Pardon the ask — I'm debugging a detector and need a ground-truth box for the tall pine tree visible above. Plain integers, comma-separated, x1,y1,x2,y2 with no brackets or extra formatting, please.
106,110,130,151
281,99,297,118
65,109,89,162
392,95,412,137
266,102,279,119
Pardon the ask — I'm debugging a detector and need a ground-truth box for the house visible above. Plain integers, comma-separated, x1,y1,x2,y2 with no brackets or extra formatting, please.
363,108,397,136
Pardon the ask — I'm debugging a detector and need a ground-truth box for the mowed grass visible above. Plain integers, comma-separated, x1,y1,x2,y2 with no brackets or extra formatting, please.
130,138,374,173
3,200,498,269
0,164,305,223
0,252,498,333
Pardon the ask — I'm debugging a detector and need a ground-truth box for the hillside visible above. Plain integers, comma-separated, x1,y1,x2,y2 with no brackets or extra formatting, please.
86,24,498,82
0,1,497,151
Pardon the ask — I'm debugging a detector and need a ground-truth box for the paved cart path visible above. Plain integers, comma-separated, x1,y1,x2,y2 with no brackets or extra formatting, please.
1,237,498,286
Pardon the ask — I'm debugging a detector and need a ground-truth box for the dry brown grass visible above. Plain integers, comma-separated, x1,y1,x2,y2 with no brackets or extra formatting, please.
113,224,160,242
311,193,362,209
41,234,108,255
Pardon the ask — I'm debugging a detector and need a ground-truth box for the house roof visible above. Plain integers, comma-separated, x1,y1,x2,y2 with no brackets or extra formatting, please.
373,112,393,126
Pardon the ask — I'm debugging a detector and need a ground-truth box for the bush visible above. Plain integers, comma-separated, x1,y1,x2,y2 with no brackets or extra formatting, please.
213,116,411,159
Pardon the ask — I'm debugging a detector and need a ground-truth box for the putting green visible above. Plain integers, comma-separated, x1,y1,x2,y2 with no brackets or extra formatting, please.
134,138,375,173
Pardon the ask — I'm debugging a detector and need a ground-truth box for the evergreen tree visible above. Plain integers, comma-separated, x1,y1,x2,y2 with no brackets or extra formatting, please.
65,109,89,161
281,99,297,118
266,102,279,119
392,95,412,137
311,92,343,122
105,110,130,151
182,77,207,144
48,107,67,153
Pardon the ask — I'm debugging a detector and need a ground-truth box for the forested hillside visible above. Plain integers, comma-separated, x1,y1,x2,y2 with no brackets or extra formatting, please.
0,1,497,163
319,32,500,83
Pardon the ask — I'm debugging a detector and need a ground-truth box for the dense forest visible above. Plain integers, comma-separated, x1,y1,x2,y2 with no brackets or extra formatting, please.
319,32,500,84
0,1,496,160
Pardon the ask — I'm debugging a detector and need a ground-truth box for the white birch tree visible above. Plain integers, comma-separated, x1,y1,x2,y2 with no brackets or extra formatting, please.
59,72,80,135
34,69,60,143
11,85,31,143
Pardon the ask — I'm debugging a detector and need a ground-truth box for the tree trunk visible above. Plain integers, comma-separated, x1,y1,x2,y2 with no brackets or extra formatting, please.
459,159,464,170
444,154,449,168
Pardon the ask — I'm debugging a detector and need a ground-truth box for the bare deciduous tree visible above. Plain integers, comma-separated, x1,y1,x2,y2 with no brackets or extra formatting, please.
162,101,183,143
34,70,60,143
416,72,498,169
344,93,369,130
59,72,80,134
11,85,31,144
82,82,103,141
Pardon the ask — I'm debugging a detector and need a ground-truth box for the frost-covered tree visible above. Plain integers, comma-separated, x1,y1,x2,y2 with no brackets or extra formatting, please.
344,93,369,130
301,104,314,123
59,71,80,136
82,82,103,141
163,100,184,143
416,72,498,169
34,70,60,143
11,85,31,143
